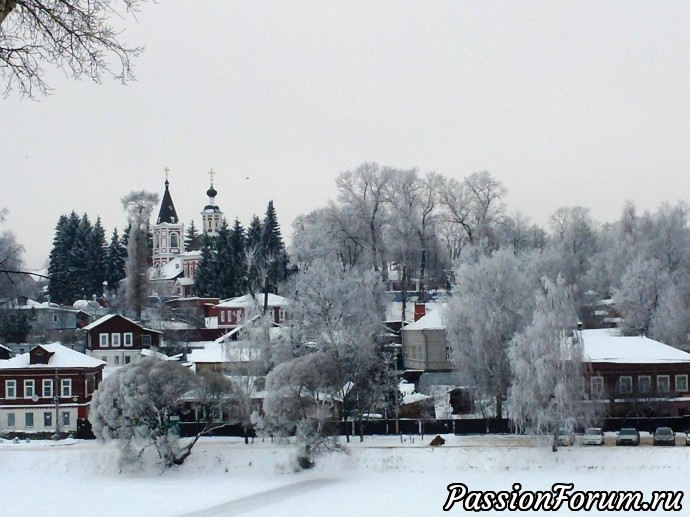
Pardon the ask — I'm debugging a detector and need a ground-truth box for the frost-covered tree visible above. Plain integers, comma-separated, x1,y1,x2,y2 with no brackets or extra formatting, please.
121,191,158,319
614,256,669,336
446,249,537,420
508,276,593,449
261,352,341,468
90,358,241,469
1,0,147,98
0,208,28,297
285,256,391,442
336,162,392,275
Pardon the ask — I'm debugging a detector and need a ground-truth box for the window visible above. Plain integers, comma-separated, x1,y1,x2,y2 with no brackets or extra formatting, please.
619,376,632,394
220,311,225,323
124,355,131,365
170,234,178,248
7,413,15,427
42,379,53,398
142,335,151,346
5,380,16,399
52,314,59,323
24,379,35,399
25,413,34,428
99,333,109,346
61,379,72,398
590,376,604,395
124,333,133,347
638,375,651,394
44,412,52,427
114,355,120,365
658,375,671,393
111,333,121,347
62,412,70,427
676,374,688,392
445,346,453,360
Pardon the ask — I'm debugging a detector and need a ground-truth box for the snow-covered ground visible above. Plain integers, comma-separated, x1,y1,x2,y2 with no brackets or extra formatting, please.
1,433,688,515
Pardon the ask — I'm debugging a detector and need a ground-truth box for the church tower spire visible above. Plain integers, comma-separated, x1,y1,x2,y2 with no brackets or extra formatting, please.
152,167,184,268
201,168,224,237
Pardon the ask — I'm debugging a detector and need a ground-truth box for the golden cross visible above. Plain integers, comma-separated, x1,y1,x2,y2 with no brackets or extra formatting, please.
164,166,170,181
208,168,216,185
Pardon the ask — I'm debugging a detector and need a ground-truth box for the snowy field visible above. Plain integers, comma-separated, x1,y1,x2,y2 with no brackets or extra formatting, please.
2,433,688,516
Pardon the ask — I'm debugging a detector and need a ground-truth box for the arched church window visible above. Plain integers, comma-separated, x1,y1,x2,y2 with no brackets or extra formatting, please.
171,234,178,248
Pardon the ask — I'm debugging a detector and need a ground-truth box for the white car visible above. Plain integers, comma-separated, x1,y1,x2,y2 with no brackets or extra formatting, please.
583,427,605,445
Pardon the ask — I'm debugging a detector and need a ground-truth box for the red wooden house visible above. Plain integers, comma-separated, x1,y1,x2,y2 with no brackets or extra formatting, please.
582,329,690,417
82,314,162,368
0,344,105,435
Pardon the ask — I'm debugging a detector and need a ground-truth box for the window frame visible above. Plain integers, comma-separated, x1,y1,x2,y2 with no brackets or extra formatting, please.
590,376,604,395
676,374,688,392
619,376,633,394
42,379,53,398
25,412,34,428
111,333,121,347
123,332,133,347
43,412,52,427
99,333,109,347
5,379,16,399
24,379,35,399
60,378,72,398
142,335,151,346
61,411,70,427
7,412,15,428
657,375,671,394
638,375,652,394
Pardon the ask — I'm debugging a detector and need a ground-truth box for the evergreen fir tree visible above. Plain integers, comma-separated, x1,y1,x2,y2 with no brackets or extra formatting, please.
229,218,247,296
245,215,264,296
261,200,290,293
194,233,217,297
85,216,108,298
105,228,127,291
48,211,81,304
185,220,201,251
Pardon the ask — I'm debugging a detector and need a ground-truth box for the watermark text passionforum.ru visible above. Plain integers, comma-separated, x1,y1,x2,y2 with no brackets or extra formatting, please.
443,482,683,512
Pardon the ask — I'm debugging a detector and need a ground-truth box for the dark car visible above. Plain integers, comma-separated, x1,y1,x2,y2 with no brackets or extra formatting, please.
653,427,675,446
616,428,640,446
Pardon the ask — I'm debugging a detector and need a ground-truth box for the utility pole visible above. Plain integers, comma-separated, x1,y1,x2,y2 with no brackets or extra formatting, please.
53,367,60,438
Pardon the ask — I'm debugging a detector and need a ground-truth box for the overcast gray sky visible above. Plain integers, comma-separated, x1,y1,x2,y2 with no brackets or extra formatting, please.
4,1,690,269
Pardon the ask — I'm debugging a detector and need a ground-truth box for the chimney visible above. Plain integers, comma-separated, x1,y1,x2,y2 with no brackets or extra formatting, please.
414,302,426,322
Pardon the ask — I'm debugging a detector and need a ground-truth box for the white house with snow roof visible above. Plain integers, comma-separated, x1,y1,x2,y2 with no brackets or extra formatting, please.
402,304,452,372
580,328,690,417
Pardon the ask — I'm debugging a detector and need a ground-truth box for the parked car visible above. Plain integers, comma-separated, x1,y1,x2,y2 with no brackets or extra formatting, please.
653,427,675,446
616,428,640,446
583,427,605,445
556,427,576,446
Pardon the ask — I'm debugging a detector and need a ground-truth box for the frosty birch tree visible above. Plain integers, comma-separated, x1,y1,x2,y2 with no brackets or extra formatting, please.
445,249,537,420
286,256,391,442
508,276,593,449
121,191,158,320
0,0,147,97
335,163,392,275
90,358,241,469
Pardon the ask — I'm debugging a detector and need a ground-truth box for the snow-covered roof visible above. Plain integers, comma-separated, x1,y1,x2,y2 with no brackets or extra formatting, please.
186,341,262,364
403,304,446,331
72,299,102,311
581,328,690,364
216,293,288,308
81,314,162,334
149,257,183,281
0,343,105,369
